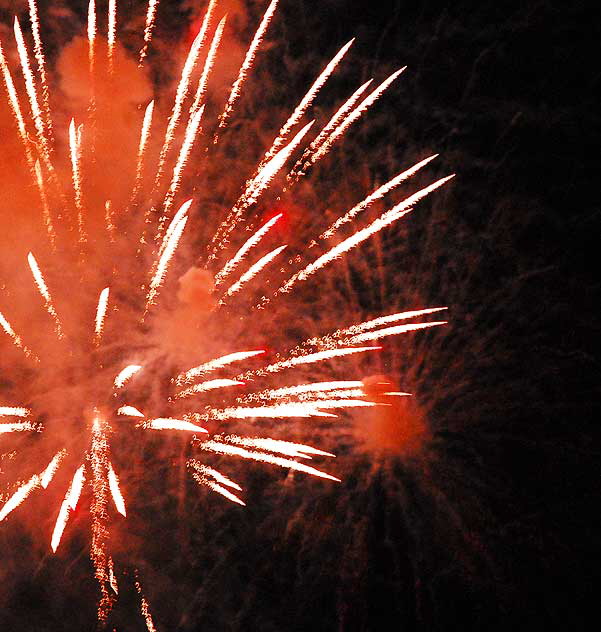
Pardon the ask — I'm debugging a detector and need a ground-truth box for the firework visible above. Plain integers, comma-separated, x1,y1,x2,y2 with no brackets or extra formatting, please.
0,0,451,628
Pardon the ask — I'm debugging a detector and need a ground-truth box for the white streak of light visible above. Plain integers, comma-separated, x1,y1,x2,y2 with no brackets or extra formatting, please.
145,213,188,310
279,175,454,294
348,321,447,344
27,0,52,133
13,18,52,164
215,213,282,287
108,0,117,71
130,100,154,203
175,379,244,400
69,119,86,243
310,67,407,166
145,418,208,433
223,245,287,299
217,0,279,132
288,78,373,179
190,15,226,116
245,346,380,377
321,154,439,239
176,350,265,386
0,310,37,360
263,38,354,162
87,0,96,70
114,365,142,388
107,462,126,516
40,451,66,488
27,252,64,338
117,406,145,418
194,403,336,421
341,307,448,335
190,471,246,506
200,441,340,481
226,435,335,459
0,474,38,521
51,465,85,552
94,287,110,343
0,406,30,417
154,0,216,190
138,0,160,66
262,381,364,399
0,422,35,433
189,463,242,490
161,104,205,223
35,160,56,250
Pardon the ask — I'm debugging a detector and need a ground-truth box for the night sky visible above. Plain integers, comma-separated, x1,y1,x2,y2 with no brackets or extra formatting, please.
0,1,598,630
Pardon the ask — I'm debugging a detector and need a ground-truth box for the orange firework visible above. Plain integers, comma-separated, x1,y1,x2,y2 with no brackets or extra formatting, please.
0,0,451,627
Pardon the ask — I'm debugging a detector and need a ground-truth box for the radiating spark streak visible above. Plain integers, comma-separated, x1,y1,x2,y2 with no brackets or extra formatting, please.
0,422,35,433
0,452,65,521
130,100,154,204
0,406,30,417
114,365,142,388
224,435,335,459
175,379,244,400
153,0,216,191
117,406,145,417
189,463,242,490
0,474,38,521
51,465,85,552
258,381,364,399
107,462,126,516
13,18,53,164
0,41,35,171
87,0,96,71
27,0,52,136
34,160,56,250
211,121,313,258
105,200,116,242
155,198,192,265
108,0,117,72
145,212,188,310
191,404,336,421
145,418,208,433
40,450,66,488
69,119,86,243
160,104,205,229
176,350,265,386
222,245,287,300
289,79,373,179
27,252,64,339
300,398,376,410
90,413,113,621
189,15,226,116
138,0,160,66
108,557,118,594
135,577,158,632
348,320,447,344
94,287,110,344
240,346,380,379
340,307,448,335
320,154,439,239
215,214,282,287
278,175,454,295
263,38,354,163
310,67,407,166
216,0,278,134
199,441,340,481
0,309,38,361
191,471,246,505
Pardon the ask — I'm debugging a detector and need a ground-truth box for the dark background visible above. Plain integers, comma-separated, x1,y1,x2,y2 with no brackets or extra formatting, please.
1,0,599,630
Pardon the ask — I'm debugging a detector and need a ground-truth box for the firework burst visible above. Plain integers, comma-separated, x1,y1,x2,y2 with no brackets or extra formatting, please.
0,0,451,627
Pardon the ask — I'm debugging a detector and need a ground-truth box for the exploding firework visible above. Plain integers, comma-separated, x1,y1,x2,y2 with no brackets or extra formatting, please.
0,0,452,627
